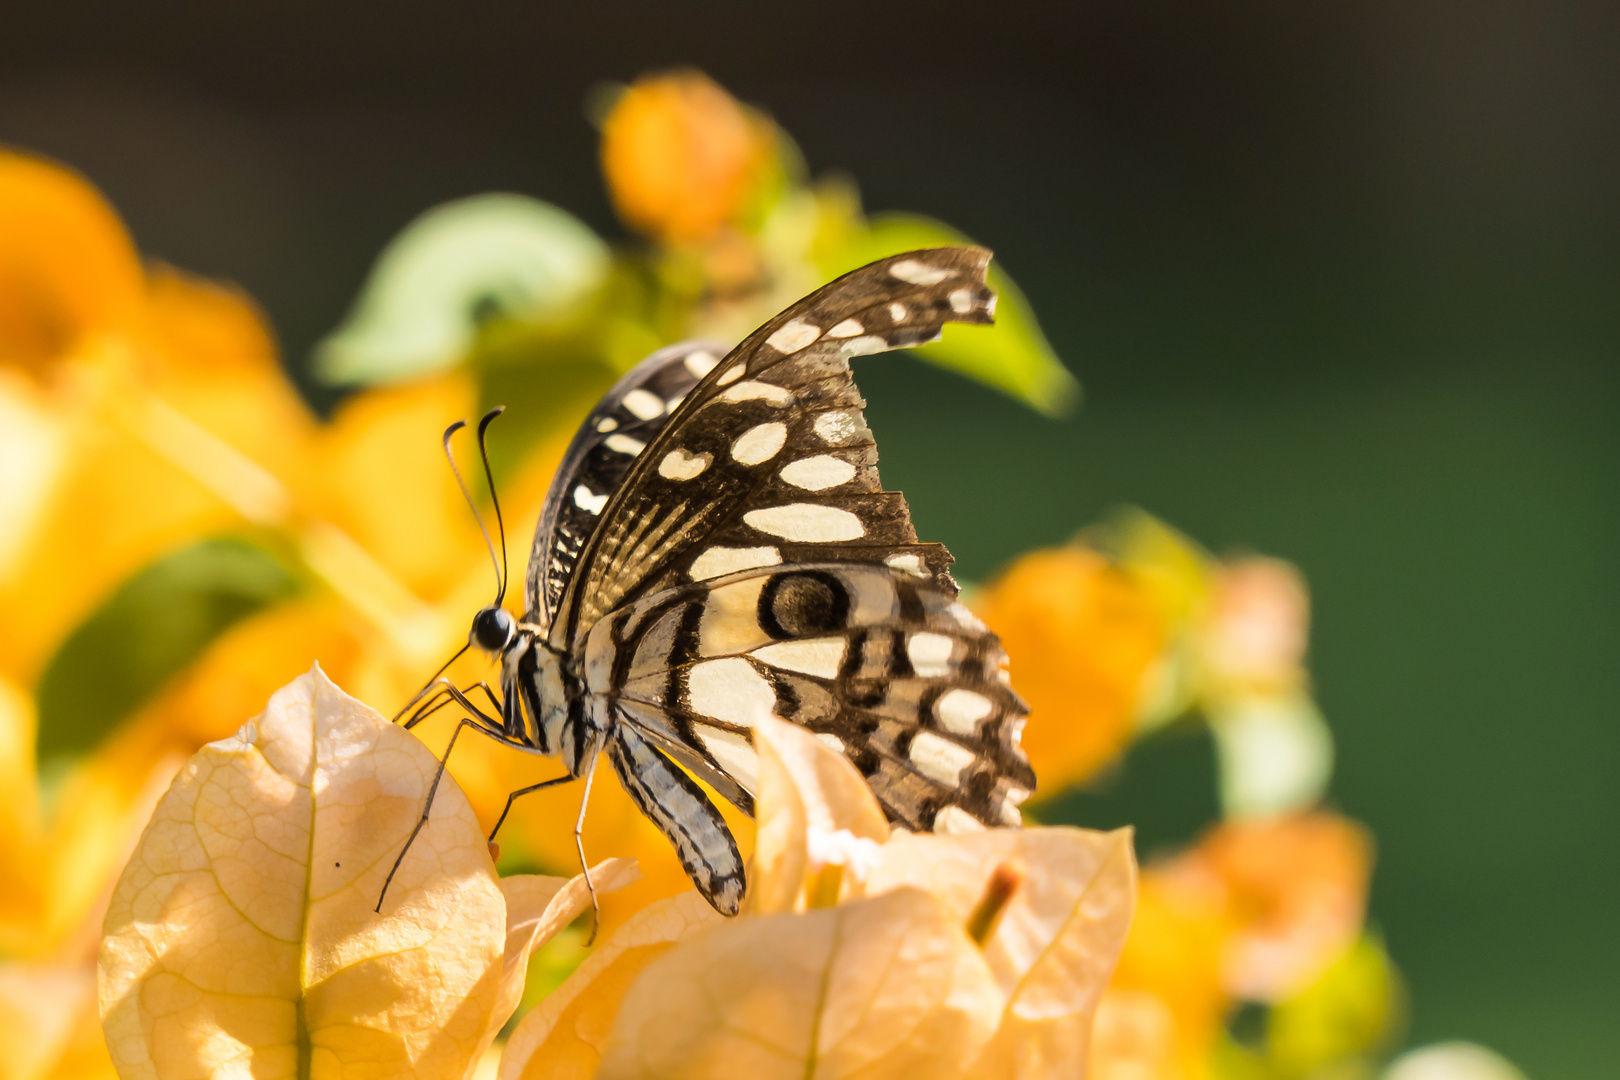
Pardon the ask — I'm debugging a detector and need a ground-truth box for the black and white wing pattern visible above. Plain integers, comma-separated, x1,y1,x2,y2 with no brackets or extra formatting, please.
524,341,724,633
551,247,1000,646
554,248,1036,844
581,562,1035,834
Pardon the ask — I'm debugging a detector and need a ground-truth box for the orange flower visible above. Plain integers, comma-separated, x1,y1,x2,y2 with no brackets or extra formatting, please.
1172,811,1373,1002
600,70,776,245
1094,867,1231,1080
1202,557,1309,698
0,151,144,376
0,232,315,685
970,546,1166,793
1091,812,1375,1078
0,960,118,1080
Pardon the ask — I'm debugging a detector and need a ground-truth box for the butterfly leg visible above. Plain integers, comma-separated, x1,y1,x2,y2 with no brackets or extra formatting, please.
395,677,504,733
487,773,577,842
401,681,504,731
575,753,603,944
376,715,481,913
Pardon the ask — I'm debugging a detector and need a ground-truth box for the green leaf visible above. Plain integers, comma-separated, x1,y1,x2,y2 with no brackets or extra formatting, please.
313,193,610,386
1268,934,1403,1077
817,212,1080,416
35,538,298,764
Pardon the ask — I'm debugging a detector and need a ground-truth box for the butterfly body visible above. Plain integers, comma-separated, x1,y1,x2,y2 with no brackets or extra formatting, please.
450,248,1035,916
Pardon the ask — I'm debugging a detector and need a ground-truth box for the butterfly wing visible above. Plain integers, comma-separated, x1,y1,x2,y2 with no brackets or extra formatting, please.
585,561,1035,834
549,248,998,648
525,341,723,633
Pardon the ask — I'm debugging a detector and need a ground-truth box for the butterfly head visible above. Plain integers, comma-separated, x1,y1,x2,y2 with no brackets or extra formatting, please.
469,605,517,654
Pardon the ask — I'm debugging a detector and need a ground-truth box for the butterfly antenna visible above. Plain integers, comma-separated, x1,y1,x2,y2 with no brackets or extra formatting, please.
475,407,508,604
442,419,502,600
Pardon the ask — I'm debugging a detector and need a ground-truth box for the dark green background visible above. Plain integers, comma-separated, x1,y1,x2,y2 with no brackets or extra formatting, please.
3,2,1614,1073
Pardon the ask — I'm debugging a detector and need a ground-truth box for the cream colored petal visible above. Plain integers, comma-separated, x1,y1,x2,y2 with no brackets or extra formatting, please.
99,664,510,1080
970,834,1137,1078
750,714,889,915
482,860,642,1059
598,888,1002,1080
500,891,723,1080
857,827,1138,1077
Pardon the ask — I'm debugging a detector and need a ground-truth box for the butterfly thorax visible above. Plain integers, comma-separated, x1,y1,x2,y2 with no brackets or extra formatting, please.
493,620,606,778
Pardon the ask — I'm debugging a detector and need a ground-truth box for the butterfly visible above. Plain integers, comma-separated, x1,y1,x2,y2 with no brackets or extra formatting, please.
385,247,1036,917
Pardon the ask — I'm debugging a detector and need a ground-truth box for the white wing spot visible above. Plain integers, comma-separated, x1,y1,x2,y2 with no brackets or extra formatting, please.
573,485,608,514
889,302,907,322
720,380,793,405
689,546,781,580
998,786,1030,827
604,434,645,455
696,728,760,793
687,657,776,727
889,259,953,285
885,552,928,577
717,362,745,385
596,416,619,432
780,455,856,491
934,688,994,737
731,422,788,465
744,504,865,542
907,632,956,677
816,732,847,753
685,350,720,377
934,805,986,834
827,318,863,338
813,410,861,446
909,731,976,786
948,602,986,631
839,335,891,357
984,294,998,317
622,388,665,420
754,637,846,679
948,287,974,314
766,319,821,353
658,448,712,481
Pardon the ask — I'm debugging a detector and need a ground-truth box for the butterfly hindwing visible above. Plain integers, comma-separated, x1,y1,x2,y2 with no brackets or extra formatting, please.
582,561,1035,835
549,248,997,647
525,341,723,632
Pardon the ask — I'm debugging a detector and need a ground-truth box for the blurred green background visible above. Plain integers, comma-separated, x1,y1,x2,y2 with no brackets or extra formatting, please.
2,2,1614,1074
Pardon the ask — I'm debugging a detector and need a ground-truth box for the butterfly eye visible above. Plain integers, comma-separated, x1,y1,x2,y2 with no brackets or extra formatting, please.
470,606,515,652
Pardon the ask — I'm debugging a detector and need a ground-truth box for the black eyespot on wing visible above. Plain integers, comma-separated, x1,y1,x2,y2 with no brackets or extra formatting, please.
757,569,850,639
604,562,1037,841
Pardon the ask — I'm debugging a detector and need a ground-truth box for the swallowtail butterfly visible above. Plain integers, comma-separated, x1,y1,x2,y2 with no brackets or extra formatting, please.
387,248,1036,916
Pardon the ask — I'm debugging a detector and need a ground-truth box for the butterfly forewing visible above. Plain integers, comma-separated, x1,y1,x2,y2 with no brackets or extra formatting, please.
549,248,997,647
525,341,722,632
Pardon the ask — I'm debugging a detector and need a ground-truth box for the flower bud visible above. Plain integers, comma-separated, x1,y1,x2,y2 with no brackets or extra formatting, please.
600,70,774,245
